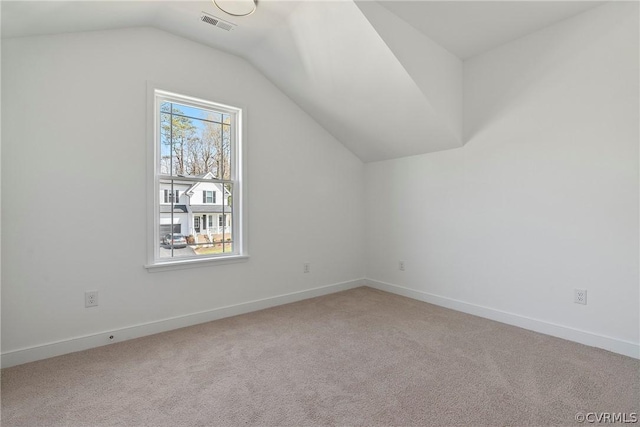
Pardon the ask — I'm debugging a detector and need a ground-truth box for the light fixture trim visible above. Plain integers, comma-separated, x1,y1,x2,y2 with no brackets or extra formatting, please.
213,0,256,17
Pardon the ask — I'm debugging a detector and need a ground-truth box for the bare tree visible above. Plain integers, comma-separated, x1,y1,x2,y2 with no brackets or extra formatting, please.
160,103,197,175
161,105,232,179
201,113,231,179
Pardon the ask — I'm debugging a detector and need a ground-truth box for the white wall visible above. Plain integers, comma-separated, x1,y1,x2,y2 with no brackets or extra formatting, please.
365,2,639,357
1,27,365,365
355,0,463,141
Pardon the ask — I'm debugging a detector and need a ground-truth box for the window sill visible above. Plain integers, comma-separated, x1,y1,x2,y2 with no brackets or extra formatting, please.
145,254,249,272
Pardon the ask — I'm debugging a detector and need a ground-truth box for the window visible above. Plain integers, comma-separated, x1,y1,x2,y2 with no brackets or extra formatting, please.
219,214,226,227
203,191,216,204
148,89,246,268
163,190,180,204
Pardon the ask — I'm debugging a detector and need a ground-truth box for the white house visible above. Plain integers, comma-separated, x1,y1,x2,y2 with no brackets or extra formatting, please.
159,172,232,243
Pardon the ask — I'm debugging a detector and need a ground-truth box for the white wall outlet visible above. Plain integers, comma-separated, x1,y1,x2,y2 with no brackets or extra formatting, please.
85,291,99,308
574,289,587,305
303,262,310,273
399,261,405,271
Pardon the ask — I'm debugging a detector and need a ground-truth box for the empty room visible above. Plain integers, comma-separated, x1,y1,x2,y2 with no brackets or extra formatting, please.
1,0,638,425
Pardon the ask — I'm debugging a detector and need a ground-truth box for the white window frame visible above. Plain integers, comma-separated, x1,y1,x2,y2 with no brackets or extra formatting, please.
204,190,215,204
162,189,179,204
146,86,248,271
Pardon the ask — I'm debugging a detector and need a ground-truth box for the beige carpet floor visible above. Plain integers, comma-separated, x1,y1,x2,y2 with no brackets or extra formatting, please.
2,287,638,426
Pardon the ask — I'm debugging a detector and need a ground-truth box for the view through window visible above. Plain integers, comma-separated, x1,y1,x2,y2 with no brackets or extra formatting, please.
154,90,242,263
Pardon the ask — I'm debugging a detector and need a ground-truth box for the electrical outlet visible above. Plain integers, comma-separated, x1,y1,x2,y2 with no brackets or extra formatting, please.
574,289,587,305
303,263,310,274
85,291,99,308
399,261,405,271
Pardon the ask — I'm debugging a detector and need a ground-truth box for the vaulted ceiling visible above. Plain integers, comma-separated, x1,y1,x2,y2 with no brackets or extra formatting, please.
1,1,605,162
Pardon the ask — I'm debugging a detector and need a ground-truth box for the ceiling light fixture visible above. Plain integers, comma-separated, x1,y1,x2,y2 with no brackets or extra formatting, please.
213,0,256,17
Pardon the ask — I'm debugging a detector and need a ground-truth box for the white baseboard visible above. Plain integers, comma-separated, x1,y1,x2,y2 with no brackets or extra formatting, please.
1,279,365,368
366,279,639,359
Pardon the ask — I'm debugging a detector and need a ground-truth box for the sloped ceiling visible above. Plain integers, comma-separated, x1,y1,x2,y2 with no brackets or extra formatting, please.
1,0,605,162
249,1,462,162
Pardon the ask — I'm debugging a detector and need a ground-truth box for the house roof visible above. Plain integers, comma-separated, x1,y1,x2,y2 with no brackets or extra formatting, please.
160,204,188,214
186,176,231,197
190,205,230,214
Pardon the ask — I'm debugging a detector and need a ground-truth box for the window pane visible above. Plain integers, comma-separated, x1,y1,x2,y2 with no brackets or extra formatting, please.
221,183,233,254
158,200,192,260
189,183,234,256
222,121,231,180
160,112,177,175
191,211,232,256
169,102,222,123
222,213,233,254
160,103,228,177
199,120,220,178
